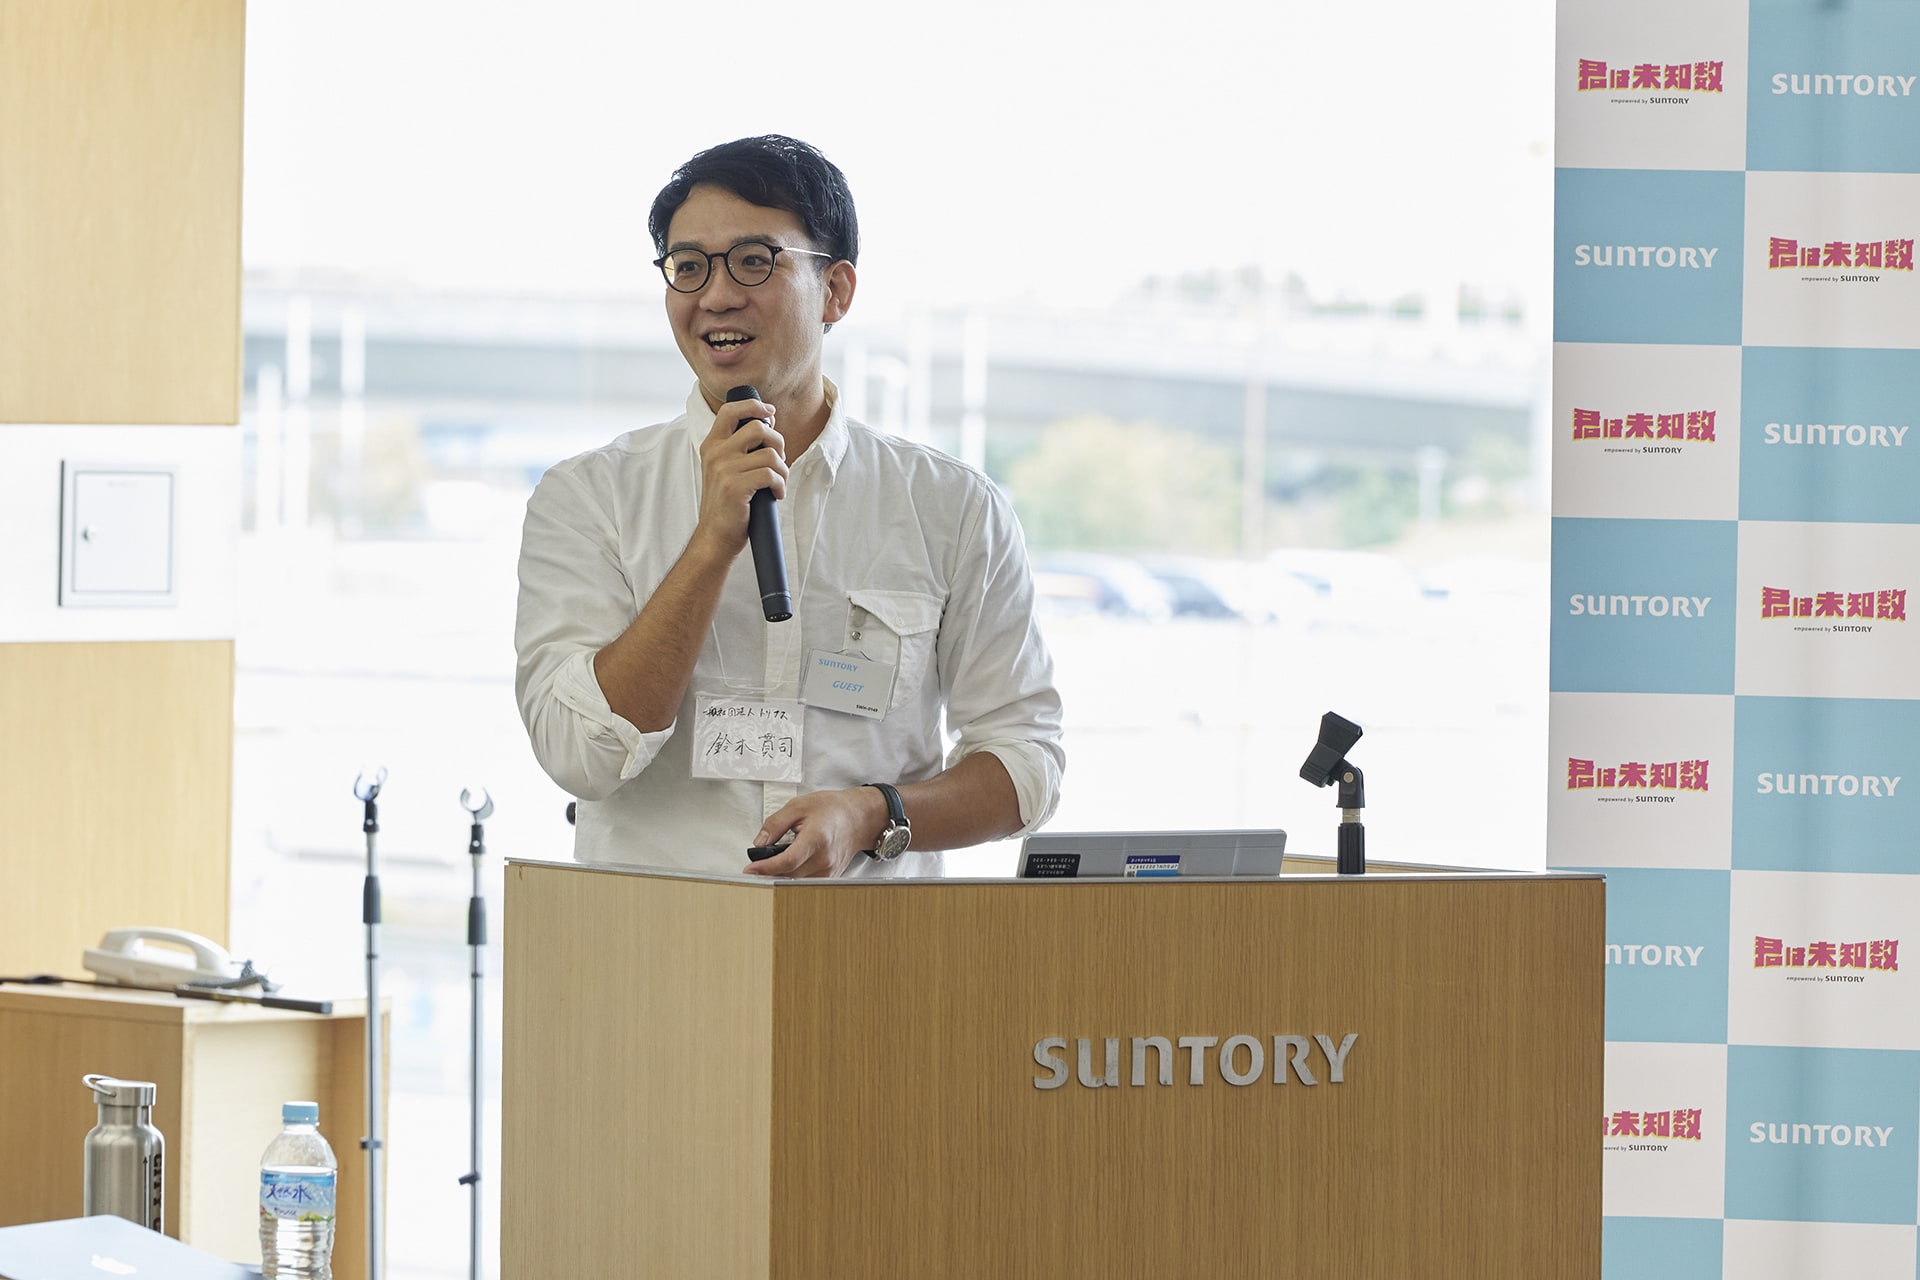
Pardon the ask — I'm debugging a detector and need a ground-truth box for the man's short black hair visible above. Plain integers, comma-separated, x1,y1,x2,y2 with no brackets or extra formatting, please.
648,134,859,266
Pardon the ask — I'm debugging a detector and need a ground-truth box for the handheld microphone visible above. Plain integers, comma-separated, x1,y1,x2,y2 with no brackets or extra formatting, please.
726,384,793,622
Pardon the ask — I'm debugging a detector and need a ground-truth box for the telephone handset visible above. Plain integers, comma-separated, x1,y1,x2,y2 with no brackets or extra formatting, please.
83,928,246,988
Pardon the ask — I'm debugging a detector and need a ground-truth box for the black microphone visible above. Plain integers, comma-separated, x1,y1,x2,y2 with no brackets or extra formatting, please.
725,384,793,622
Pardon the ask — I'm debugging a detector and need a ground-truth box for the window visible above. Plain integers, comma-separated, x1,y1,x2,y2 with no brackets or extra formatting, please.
237,3,1551,1274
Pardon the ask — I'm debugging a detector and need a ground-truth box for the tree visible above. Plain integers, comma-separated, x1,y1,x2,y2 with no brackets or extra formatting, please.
1005,416,1240,553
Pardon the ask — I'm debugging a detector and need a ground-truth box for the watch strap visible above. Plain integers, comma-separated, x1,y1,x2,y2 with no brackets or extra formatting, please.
862,782,909,858
866,782,907,826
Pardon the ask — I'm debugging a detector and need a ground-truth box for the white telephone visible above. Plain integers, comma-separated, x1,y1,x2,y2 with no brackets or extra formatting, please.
82,928,247,988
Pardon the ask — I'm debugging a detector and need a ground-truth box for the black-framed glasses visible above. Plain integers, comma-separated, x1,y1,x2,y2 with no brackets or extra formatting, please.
652,241,834,293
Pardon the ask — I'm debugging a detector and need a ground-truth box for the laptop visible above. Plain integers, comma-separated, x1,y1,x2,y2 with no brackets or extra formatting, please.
0,1216,259,1279
1017,829,1287,878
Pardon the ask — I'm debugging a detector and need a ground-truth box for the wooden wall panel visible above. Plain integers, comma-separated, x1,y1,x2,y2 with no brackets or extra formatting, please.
0,0,246,425
0,640,234,975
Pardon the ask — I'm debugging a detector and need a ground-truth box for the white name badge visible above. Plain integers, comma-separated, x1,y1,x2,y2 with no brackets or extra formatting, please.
801,649,897,719
690,694,804,782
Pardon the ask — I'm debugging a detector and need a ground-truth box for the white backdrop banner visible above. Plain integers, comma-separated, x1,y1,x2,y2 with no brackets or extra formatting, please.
1553,0,1920,1273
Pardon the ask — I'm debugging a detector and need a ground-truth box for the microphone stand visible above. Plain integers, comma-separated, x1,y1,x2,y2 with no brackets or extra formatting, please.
457,787,494,1280
353,768,387,1280
1299,711,1366,876
1335,763,1366,876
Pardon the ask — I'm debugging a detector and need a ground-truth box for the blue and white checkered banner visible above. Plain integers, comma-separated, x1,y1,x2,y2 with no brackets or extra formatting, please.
1552,0,1920,1274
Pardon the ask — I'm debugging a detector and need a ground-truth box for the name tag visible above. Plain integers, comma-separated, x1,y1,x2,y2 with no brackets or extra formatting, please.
690,694,804,782
801,649,897,719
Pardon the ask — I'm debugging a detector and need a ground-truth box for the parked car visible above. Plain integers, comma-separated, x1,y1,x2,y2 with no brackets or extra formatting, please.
1137,554,1315,624
1264,547,1426,632
1031,552,1175,621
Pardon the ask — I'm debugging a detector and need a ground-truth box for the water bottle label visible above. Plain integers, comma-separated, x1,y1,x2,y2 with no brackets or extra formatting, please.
259,1169,336,1223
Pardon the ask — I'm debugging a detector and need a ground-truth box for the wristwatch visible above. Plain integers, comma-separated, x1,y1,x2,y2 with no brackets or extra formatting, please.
863,782,911,861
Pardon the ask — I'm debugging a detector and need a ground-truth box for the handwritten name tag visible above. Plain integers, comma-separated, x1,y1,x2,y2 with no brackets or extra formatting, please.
801,649,897,719
690,694,804,782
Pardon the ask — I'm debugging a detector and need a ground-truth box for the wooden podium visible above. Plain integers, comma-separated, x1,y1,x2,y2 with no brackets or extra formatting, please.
501,860,1603,1278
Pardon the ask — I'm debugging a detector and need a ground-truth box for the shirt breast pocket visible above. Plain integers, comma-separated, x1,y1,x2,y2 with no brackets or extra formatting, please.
845,589,943,710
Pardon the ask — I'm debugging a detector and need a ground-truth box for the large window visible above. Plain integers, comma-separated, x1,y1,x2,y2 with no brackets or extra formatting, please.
236,3,1552,1274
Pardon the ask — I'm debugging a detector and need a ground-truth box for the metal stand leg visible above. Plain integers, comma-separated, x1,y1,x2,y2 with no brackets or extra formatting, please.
458,787,494,1280
354,769,387,1280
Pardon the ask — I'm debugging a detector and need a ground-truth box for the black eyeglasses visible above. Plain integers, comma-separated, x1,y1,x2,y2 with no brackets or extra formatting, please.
652,241,834,293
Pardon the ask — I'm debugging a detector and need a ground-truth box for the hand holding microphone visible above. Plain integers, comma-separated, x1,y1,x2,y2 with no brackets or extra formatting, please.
725,384,794,622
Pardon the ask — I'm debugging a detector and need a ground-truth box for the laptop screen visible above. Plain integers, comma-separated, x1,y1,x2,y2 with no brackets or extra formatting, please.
1016,829,1287,878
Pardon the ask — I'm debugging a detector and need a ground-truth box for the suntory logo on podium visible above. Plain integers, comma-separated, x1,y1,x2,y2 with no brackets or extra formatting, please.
1032,1033,1358,1090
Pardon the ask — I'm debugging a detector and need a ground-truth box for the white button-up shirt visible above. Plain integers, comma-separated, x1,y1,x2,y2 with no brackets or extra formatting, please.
514,381,1066,875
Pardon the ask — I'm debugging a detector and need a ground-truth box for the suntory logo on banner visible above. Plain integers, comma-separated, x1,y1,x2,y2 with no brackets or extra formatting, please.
1766,236,1915,285
1760,421,1910,450
1753,935,1900,982
1606,1106,1705,1151
1769,72,1917,98
1571,244,1720,270
1748,1119,1896,1147
1758,586,1908,629
1567,756,1710,798
1577,58,1725,103
1568,592,1711,618
1608,943,1707,967
1570,408,1718,456
1755,771,1901,798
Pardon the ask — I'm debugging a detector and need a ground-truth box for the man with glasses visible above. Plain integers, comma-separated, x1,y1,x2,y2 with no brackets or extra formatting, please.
515,134,1065,877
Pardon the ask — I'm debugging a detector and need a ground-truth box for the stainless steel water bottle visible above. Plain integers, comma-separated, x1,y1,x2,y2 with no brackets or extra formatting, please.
82,1074,165,1232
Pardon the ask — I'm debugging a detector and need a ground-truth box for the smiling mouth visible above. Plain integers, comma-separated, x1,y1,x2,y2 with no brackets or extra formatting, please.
705,332,753,352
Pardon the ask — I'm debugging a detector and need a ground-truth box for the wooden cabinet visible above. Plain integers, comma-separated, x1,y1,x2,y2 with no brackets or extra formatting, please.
0,985,385,1280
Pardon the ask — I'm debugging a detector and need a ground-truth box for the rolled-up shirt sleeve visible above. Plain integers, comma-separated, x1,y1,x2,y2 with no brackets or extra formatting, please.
935,482,1066,833
514,464,674,801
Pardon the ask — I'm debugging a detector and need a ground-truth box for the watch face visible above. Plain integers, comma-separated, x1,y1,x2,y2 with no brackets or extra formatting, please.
876,822,911,860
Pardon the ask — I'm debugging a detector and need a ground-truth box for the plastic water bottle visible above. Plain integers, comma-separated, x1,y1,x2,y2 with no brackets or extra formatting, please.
258,1100,337,1279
